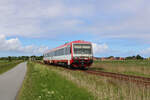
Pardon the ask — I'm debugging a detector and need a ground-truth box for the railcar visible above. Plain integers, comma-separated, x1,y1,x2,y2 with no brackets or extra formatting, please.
43,40,93,69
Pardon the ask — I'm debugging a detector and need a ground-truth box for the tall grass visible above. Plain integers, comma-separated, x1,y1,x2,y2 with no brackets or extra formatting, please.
90,60,150,77
0,60,22,74
46,64,150,100
17,62,94,100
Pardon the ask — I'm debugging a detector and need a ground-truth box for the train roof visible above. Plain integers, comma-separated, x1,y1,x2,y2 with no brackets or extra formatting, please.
44,40,91,54
71,40,91,44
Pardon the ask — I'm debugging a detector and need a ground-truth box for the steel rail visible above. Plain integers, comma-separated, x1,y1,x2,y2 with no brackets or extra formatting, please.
85,70,150,87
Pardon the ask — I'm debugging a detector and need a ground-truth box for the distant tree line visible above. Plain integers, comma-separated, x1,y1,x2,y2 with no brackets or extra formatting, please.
0,56,43,61
0,54,146,62
106,54,144,60
125,54,144,60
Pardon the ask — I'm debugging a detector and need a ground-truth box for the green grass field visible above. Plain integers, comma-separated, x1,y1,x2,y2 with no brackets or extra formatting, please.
18,62,150,100
90,60,150,77
17,62,94,100
0,60,22,74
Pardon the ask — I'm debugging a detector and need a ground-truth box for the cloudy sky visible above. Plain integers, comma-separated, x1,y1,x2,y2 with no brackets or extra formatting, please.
0,0,150,57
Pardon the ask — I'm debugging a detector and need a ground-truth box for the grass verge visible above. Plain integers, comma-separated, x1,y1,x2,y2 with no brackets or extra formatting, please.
90,60,150,77
42,63,150,100
0,60,22,74
17,62,94,100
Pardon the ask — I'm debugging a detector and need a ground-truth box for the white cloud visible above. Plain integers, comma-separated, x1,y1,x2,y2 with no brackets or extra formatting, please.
1,0,149,42
0,33,110,56
92,43,109,56
103,0,143,13
0,34,48,55
0,0,150,58
84,0,150,43
140,48,150,57
0,0,94,38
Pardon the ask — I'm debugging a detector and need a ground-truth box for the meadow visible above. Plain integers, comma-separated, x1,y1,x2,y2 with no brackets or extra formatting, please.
17,62,94,100
0,60,22,74
90,60,150,77
18,62,150,100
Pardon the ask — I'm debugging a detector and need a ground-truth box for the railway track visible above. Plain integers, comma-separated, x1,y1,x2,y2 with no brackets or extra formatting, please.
37,61,150,87
85,70,150,87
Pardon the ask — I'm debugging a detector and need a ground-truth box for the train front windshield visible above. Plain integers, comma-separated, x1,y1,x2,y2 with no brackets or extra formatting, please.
73,44,92,54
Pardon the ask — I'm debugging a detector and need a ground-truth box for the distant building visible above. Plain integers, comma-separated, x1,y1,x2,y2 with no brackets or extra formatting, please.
93,57,125,61
119,57,125,60
101,57,106,61
93,57,101,61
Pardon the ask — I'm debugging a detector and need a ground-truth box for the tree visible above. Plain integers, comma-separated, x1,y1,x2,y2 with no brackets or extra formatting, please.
136,54,143,60
8,56,12,62
107,56,114,59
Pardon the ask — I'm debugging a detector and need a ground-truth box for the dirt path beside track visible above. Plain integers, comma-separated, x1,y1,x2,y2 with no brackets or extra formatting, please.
0,62,27,100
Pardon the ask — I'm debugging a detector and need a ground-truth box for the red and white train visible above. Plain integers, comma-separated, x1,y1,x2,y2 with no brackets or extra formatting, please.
43,40,93,69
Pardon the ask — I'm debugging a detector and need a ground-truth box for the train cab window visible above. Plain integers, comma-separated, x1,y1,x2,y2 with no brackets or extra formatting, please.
73,44,92,54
